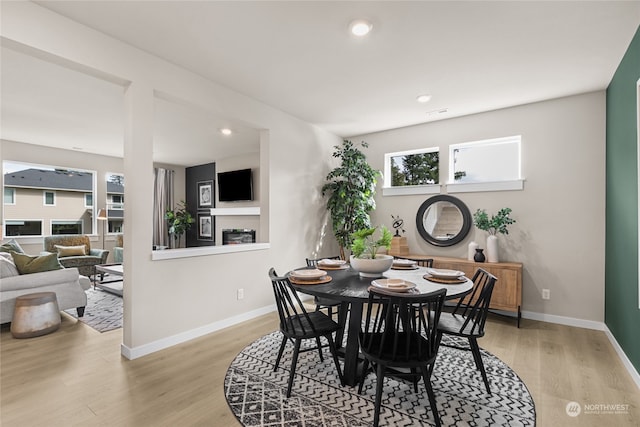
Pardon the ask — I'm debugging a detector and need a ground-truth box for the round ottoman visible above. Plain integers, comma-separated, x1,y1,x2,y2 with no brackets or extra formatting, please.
10,292,61,339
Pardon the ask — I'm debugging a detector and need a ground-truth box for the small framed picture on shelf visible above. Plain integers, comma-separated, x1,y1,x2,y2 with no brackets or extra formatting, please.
197,180,213,208
197,214,213,241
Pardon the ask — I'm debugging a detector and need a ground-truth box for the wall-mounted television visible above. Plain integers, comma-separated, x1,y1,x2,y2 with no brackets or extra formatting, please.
217,168,253,202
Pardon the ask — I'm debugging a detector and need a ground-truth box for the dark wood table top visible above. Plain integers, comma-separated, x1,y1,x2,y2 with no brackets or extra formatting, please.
289,266,473,301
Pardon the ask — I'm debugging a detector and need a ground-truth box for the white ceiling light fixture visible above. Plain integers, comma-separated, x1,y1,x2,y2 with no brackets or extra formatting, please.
220,128,232,136
416,94,432,103
349,19,373,37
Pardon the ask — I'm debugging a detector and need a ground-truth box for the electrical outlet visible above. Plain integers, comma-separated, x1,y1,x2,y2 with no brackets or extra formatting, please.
237,289,244,300
542,289,550,300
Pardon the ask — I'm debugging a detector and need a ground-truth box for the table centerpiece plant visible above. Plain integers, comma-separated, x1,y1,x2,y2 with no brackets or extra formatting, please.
473,207,516,263
349,226,394,277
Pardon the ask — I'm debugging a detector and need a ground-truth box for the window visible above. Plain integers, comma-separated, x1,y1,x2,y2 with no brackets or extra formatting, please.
44,191,56,206
4,188,15,205
383,148,440,196
106,173,124,234
448,135,523,192
51,220,83,235
3,161,96,237
5,220,42,236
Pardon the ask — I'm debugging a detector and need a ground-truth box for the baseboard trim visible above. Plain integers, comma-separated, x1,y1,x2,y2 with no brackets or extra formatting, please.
603,326,640,390
521,310,640,390
120,303,275,360
520,310,605,331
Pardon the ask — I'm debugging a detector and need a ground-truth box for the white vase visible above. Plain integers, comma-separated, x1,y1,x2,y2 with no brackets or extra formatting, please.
349,254,394,278
468,241,478,261
486,235,499,263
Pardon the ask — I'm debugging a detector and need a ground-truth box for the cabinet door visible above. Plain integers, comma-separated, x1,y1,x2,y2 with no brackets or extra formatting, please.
483,267,519,311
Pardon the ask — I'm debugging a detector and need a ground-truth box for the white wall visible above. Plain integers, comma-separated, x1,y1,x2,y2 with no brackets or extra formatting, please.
357,91,606,322
1,2,342,355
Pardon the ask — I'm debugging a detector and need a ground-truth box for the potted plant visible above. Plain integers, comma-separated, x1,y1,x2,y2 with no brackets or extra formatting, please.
349,226,394,277
165,200,195,248
322,140,380,260
473,208,515,262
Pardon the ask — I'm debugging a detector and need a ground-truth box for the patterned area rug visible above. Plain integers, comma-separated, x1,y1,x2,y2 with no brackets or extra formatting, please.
225,332,535,426
64,287,122,332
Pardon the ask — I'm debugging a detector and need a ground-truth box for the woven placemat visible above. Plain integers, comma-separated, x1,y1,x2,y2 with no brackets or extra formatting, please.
290,275,332,285
423,274,466,284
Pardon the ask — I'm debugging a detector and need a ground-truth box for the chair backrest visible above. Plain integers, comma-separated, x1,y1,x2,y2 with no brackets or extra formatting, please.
43,235,91,254
361,287,447,364
269,268,317,336
450,268,497,336
306,256,340,267
394,256,433,268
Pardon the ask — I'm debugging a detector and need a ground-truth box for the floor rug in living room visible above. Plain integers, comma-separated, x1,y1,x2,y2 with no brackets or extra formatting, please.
225,332,535,426
64,287,122,333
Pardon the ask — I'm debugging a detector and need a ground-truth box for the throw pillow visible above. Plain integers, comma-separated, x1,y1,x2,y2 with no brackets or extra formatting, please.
0,255,19,278
10,252,63,275
55,244,87,257
0,238,25,254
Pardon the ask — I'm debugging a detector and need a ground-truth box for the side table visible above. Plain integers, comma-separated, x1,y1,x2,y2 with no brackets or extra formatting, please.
11,292,61,338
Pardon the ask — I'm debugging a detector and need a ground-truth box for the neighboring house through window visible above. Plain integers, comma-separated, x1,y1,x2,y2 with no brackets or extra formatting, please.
106,173,124,234
2,161,97,237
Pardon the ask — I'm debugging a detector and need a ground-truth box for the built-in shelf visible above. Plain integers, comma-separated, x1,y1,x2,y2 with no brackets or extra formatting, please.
209,207,260,216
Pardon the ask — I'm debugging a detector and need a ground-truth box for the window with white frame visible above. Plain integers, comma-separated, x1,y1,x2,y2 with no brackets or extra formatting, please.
44,191,56,206
448,135,522,192
84,193,93,208
5,220,42,237
51,220,83,235
106,173,124,234
4,188,15,205
383,147,440,196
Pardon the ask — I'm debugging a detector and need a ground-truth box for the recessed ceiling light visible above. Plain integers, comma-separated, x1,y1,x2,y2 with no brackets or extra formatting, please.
349,19,372,37
220,128,232,136
416,94,432,103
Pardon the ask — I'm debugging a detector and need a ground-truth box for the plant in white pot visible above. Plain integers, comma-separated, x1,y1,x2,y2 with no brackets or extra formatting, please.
349,226,394,277
473,208,516,263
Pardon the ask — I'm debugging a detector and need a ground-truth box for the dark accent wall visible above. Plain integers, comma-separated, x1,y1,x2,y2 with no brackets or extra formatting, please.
605,25,640,373
185,162,216,247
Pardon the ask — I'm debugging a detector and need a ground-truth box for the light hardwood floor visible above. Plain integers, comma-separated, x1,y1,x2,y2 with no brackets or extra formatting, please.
1,312,639,426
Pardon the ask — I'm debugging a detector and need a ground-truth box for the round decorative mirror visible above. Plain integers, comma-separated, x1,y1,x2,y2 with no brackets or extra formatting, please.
416,195,472,247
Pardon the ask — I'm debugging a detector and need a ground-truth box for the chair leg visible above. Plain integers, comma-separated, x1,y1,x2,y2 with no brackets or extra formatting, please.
372,363,386,427
469,337,491,395
274,335,288,372
429,331,443,378
421,367,441,427
326,334,345,386
358,358,370,394
315,337,325,361
286,339,302,398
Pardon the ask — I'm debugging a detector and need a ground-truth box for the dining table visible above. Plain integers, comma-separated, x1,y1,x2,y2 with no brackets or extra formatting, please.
288,264,474,386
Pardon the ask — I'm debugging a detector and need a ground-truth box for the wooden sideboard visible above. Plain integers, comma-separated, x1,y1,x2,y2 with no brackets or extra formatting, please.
408,254,523,327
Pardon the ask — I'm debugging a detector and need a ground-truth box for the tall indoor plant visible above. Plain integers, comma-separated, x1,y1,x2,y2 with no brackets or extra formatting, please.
165,200,195,248
322,140,380,260
473,207,516,262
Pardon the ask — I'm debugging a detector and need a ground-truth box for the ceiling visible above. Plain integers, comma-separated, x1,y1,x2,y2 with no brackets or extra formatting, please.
1,1,639,166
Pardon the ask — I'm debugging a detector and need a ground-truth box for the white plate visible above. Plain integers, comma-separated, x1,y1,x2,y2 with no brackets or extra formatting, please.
371,279,417,292
318,259,347,266
393,259,417,266
290,269,327,280
425,268,464,279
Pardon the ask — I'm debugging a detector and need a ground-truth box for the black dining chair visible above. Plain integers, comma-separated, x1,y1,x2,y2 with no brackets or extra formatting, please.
268,268,344,398
306,256,342,318
435,268,497,395
394,256,434,267
358,287,447,427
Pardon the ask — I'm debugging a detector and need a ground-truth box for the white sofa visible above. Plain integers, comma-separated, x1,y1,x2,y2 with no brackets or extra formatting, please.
0,253,90,324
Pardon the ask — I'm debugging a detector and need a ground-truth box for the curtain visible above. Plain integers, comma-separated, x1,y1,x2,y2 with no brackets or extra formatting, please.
153,167,174,247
